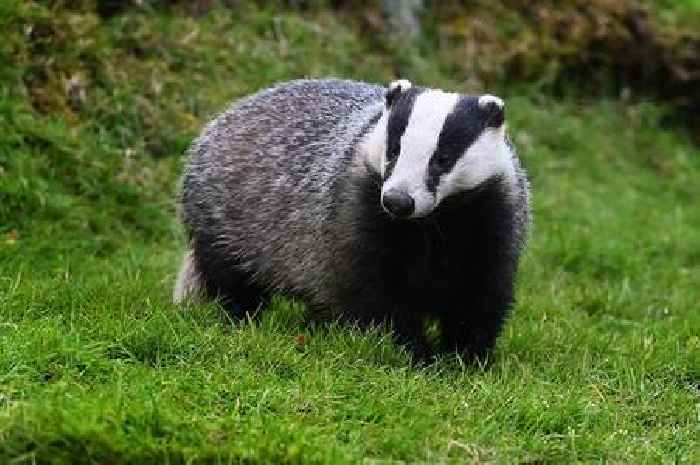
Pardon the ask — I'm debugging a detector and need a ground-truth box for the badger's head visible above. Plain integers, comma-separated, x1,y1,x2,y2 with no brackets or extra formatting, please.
363,79,516,218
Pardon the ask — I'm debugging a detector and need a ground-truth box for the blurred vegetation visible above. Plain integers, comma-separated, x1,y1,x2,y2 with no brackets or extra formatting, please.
1,0,395,254
431,1,699,106
6,0,700,132
2,0,698,249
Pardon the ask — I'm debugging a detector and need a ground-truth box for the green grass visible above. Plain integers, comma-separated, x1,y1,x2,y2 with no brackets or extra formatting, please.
1,2,699,464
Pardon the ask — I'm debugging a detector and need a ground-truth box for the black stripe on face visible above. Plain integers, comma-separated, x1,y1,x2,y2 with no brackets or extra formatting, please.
426,96,490,193
384,87,423,180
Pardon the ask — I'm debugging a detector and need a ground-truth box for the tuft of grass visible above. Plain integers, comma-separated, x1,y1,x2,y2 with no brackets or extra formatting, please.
1,2,699,464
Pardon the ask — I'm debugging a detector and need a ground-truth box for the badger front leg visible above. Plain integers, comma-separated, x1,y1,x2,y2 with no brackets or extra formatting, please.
335,293,431,360
439,285,514,362
390,309,431,361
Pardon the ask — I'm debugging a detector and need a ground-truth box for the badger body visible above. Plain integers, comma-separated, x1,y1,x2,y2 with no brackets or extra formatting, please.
176,79,530,359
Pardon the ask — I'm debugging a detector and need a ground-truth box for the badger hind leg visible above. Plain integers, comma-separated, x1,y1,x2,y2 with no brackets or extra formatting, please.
173,249,203,304
190,232,268,319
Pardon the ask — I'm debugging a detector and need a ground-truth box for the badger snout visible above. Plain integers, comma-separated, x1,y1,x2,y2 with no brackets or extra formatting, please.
381,189,415,218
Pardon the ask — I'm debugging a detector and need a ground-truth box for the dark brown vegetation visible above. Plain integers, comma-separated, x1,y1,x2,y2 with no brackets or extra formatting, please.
15,0,700,140
430,1,700,137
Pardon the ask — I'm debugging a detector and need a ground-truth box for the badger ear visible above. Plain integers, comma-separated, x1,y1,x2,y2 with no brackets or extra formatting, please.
478,94,505,128
386,79,412,108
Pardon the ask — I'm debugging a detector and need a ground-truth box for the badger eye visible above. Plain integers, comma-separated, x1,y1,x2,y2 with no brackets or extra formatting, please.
433,151,451,168
387,142,400,161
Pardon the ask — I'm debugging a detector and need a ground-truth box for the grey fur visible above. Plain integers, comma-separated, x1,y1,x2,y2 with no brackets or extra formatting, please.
179,80,386,302
176,78,530,359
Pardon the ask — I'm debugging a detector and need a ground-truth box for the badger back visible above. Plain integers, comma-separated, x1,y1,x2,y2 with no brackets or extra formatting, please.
180,79,386,293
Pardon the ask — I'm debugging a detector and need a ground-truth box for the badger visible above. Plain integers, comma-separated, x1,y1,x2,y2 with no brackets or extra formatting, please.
174,78,530,360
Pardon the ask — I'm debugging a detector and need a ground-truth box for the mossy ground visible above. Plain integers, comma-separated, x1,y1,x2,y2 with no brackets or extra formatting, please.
1,2,699,464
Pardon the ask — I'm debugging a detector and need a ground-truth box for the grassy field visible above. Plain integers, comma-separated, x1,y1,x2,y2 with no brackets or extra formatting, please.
1,2,699,464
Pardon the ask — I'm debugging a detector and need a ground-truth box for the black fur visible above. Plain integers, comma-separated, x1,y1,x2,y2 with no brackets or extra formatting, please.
193,168,518,360
482,99,505,128
192,230,268,317
179,79,528,363
427,97,496,193
331,168,519,360
385,81,412,108
384,87,423,180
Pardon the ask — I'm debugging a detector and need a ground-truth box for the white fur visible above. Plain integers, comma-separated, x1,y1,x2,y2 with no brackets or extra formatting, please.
437,125,516,203
361,89,515,218
362,110,389,175
389,79,412,93
361,79,413,174
382,90,461,217
478,94,504,111
173,249,203,304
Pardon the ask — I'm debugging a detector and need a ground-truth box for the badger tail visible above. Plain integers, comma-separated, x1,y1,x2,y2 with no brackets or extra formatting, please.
173,248,203,305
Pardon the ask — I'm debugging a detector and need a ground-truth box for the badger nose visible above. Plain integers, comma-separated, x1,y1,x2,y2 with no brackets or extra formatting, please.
381,189,415,218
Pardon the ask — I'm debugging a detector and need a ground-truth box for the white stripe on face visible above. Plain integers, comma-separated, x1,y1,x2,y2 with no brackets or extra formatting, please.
362,110,389,175
437,125,516,202
383,90,461,216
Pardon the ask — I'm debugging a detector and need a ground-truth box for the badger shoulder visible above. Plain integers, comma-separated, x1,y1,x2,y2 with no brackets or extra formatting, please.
216,78,385,123
186,79,386,172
